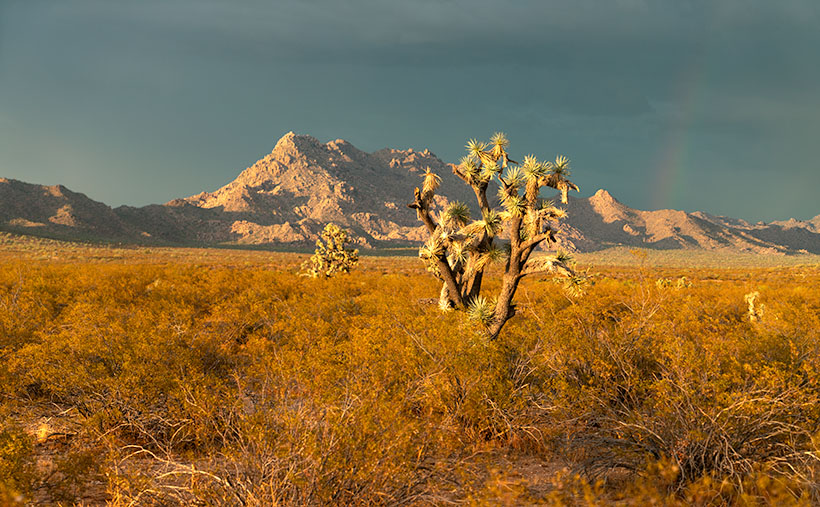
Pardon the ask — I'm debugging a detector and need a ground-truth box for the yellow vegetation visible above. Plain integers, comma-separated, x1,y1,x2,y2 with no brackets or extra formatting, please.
0,244,819,504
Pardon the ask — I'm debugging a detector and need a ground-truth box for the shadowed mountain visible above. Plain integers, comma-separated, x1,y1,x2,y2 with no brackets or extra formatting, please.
1,133,819,253
0,178,139,242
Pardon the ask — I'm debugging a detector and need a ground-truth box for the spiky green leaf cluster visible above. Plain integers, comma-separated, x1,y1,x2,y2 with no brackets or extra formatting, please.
555,250,574,264
502,194,527,217
449,240,469,266
563,273,588,298
459,156,481,183
421,167,441,195
480,209,504,237
419,236,446,278
490,132,509,149
501,166,524,188
466,295,495,326
480,160,500,181
551,155,571,176
522,155,548,181
471,244,506,274
443,201,471,227
460,209,503,238
419,236,445,260
466,139,488,160
538,200,567,221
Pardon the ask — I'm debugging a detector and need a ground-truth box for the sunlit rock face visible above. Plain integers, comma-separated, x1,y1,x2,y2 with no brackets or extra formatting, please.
160,132,472,246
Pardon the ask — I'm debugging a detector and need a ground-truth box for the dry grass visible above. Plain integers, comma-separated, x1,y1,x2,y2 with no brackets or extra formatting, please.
1,234,819,505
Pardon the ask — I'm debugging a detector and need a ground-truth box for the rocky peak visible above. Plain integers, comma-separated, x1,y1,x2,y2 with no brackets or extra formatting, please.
587,188,631,221
271,132,324,158
163,132,474,245
325,138,368,164
590,189,616,203
227,133,325,188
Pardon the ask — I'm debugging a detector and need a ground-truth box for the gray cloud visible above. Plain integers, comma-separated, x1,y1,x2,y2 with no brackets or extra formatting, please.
1,0,818,220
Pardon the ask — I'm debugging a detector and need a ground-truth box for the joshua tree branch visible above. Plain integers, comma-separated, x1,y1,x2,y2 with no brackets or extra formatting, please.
509,216,523,254
520,245,536,268
408,187,437,235
462,234,493,300
451,165,470,184
409,187,464,307
488,272,522,340
471,183,490,214
520,228,555,253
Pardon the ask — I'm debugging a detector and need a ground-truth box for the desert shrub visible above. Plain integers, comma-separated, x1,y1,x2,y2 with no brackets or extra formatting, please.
0,255,818,503
656,276,692,289
300,223,359,278
0,423,34,505
528,272,820,498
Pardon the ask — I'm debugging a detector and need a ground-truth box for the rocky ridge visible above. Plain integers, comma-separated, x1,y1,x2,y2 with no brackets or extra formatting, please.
0,178,137,241
556,189,820,254
115,132,473,246
2,133,819,253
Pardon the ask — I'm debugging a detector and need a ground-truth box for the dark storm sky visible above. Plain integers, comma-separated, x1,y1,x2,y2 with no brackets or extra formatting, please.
1,0,818,221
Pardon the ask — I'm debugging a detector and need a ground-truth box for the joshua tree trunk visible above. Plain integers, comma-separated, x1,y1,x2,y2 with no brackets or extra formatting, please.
488,274,520,339
439,283,453,310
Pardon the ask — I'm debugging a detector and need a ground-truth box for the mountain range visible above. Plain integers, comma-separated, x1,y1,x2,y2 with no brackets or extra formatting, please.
2,132,819,254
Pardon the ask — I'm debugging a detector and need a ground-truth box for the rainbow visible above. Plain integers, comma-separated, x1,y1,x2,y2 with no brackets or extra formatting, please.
651,19,715,211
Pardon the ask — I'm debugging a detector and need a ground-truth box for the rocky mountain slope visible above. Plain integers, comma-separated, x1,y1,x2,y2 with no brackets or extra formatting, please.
0,178,138,241
2,133,819,253
555,190,820,254
116,132,474,246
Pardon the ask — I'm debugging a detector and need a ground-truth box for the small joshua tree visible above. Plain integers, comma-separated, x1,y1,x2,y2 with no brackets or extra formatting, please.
409,133,583,340
744,291,764,322
301,223,359,278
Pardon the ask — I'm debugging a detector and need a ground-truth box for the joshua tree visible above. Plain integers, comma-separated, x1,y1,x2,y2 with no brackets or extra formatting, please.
409,133,582,340
744,291,764,322
301,223,359,278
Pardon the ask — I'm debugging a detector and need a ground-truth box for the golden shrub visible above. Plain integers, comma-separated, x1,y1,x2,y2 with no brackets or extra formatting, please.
0,249,818,504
